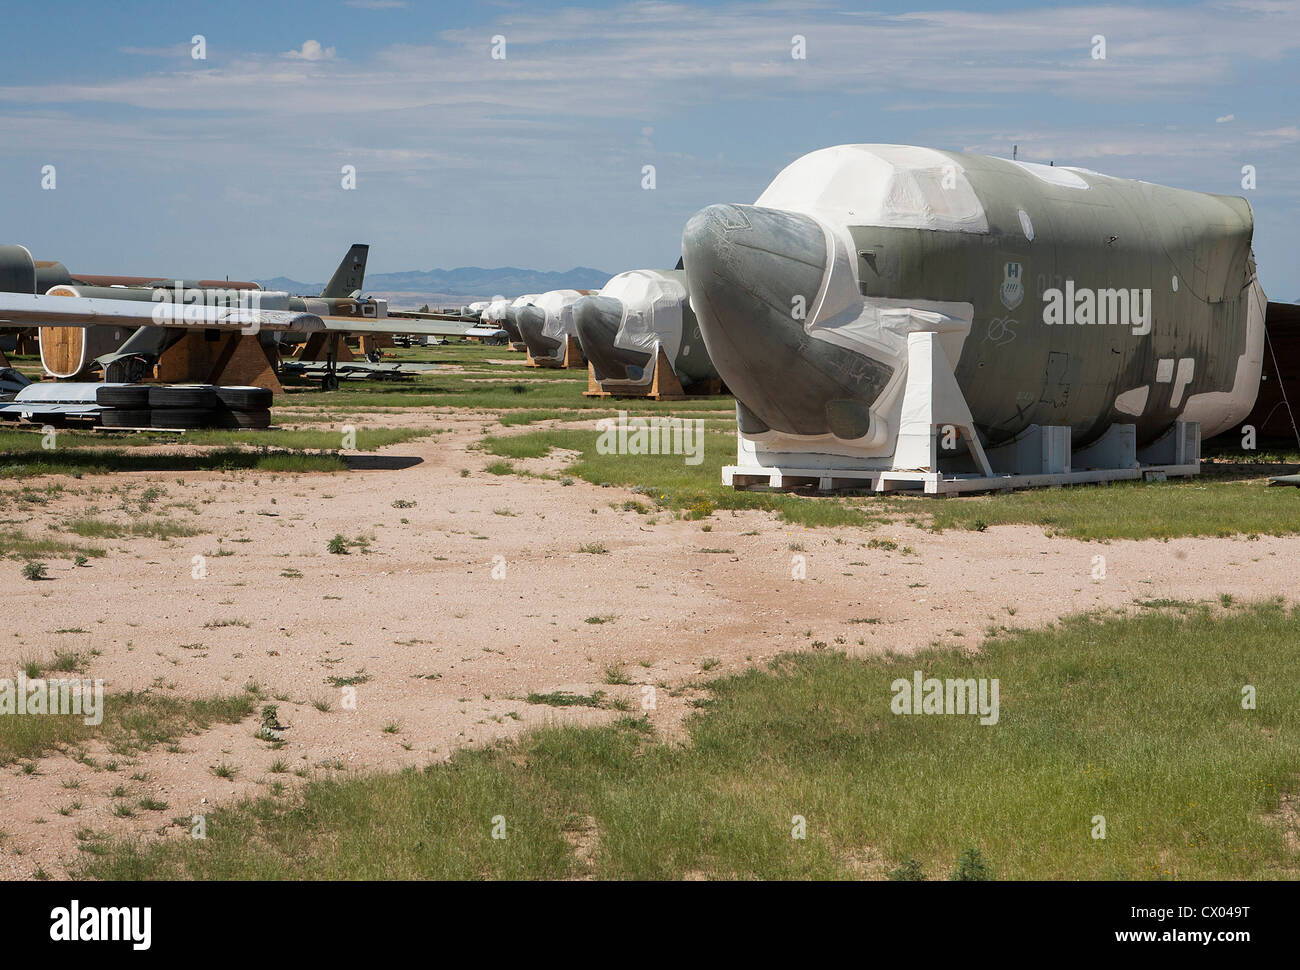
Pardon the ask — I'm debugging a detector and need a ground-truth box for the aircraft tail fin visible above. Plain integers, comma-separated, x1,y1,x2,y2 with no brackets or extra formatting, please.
320,244,369,299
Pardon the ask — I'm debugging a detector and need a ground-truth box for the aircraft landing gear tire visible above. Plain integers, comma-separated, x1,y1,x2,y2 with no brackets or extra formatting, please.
215,408,272,429
100,408,152,428
148,385,218,409
97,385,151,408
150,408,217,429
215,386,274,410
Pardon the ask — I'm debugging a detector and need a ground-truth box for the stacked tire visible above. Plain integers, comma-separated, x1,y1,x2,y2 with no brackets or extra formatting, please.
96,384,274,430
213,386,273,429
96,385,152,428
149,385,219,429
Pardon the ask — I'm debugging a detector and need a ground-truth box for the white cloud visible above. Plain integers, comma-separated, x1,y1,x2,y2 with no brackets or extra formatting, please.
2,1,1297,288
283,40,336,62
1217,113,1236,123
4,2,1297,121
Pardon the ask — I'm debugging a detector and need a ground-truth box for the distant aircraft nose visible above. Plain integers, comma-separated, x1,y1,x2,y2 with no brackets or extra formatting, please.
517,304,561,360
501,305,524,342
682,203,892,438
574,295,651,382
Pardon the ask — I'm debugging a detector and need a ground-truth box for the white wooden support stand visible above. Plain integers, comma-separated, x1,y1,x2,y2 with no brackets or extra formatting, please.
723,331,1202,495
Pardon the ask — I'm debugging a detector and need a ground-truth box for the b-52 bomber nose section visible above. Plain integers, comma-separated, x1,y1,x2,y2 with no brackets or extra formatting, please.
574,295,651,381
501,305,525,342
516,304,559,359
682,203,892,440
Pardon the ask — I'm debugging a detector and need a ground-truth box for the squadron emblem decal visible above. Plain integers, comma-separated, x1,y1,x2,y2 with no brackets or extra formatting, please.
1000,261,1025,310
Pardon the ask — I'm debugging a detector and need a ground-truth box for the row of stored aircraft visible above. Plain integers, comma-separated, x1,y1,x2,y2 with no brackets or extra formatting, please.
0,242,509,386
495,144,1284,476
1,143,1290,476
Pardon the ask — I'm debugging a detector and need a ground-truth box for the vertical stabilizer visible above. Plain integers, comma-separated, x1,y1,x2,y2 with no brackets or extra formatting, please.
320,244,369,298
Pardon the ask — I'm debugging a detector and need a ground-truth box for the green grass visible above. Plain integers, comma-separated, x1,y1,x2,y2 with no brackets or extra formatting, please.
497,409,590,427
253,453,348,473
0,441,347,478
65,517,202,540
0,427,432,452
0,532,106,563
480,427,1300,539
481,428,886,529
921,478,1300,540
274,360,732,416
0,689,258,767
75,600,1300,880
526,691,606,708
325,671,370,688
181,428,434,450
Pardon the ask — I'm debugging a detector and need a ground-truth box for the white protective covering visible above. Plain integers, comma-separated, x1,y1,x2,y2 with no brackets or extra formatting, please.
481,298,510,323
734,148,982,460
737,293,974,462
510,294,540,310
603,270,687,368
534,289,588,343
756,144,988,234
1004,159,1090,190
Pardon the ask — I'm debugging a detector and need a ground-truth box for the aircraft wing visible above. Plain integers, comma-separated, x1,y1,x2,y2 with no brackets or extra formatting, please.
317,316,487,338
0,292,324,332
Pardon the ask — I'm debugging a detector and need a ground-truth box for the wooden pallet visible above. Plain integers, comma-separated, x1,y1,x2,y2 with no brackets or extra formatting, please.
525,334,586,369
582,347,690,400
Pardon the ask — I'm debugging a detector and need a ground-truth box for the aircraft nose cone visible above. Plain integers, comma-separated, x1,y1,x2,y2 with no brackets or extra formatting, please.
683,203,891,438
501,306,524,342
574,295,651,382
517,304,561,360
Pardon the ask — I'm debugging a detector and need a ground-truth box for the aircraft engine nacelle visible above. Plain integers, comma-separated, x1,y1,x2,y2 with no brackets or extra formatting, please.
0,244,37,294
39,285,133,378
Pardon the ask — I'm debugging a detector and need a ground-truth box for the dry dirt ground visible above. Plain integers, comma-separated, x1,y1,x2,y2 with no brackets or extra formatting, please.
1,408,1296,878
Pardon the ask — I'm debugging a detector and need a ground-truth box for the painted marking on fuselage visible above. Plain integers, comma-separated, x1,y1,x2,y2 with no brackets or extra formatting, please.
983,316,1018,347
1154,356,1196,408
1114,385,1150,416
1000,262,1024,310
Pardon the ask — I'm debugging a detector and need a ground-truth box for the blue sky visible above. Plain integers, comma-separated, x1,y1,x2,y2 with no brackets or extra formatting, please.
0,0,1296,297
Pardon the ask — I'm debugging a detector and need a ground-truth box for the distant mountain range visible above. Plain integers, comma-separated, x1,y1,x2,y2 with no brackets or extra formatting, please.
257,266,613,307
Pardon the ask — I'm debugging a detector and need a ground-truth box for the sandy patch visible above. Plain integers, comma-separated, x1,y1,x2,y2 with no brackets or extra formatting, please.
1,409,1296,878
